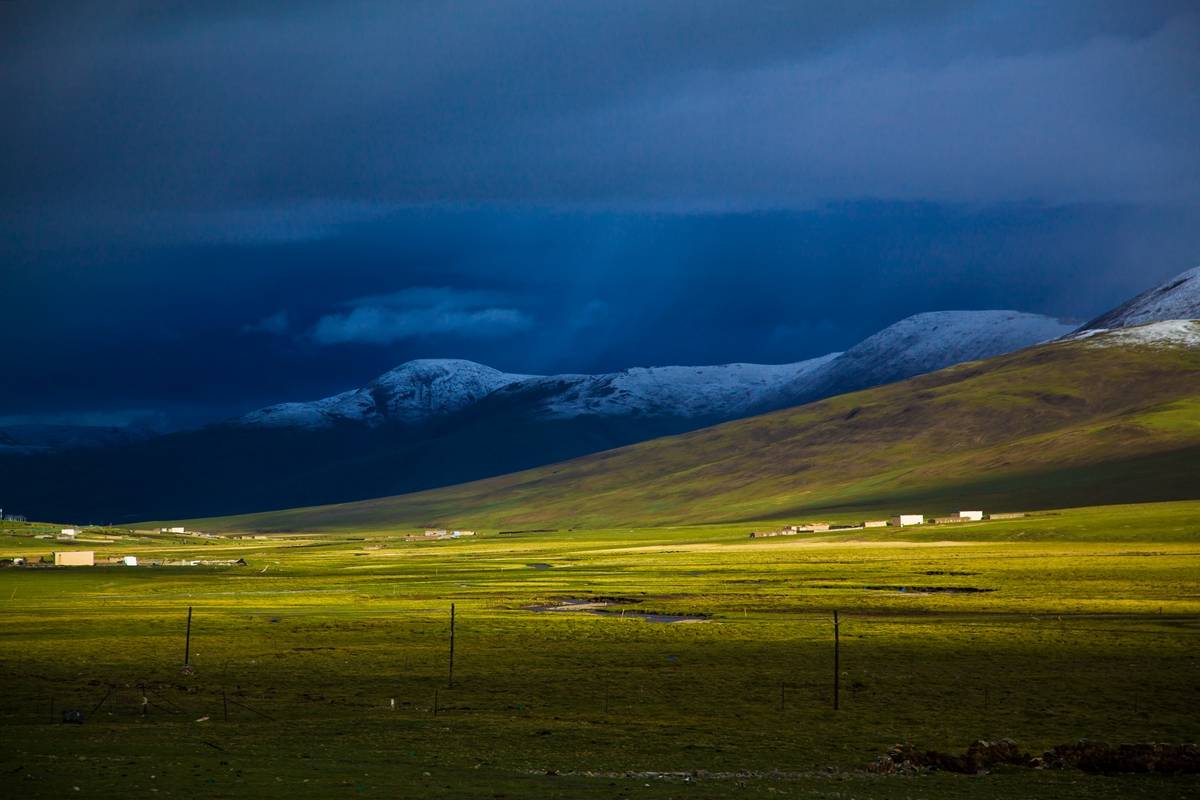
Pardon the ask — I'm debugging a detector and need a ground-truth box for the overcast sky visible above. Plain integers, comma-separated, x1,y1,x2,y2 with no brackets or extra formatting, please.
2,1,1198,426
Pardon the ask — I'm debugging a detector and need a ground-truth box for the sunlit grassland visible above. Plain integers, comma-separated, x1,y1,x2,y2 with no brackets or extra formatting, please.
1,501,1198,798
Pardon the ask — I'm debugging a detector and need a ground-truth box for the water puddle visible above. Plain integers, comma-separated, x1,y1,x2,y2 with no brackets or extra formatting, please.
526,598,710,623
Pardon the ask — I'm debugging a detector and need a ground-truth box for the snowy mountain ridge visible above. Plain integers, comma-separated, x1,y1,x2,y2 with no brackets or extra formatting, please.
235,359,532,429
232,309,1073,431
514,355,842,421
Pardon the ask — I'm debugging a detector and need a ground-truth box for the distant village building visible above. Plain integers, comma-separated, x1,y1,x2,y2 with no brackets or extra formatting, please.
161,527,186,534
749,523,830,538
425,529,448,537
122,556,138,567
450,530,477,538
863,520,888,528
957,510,984,521
54,551,95,567
60,528,79,537
987,512,1025,520
786,523,830,533
930,515,963,524
889,514,924,527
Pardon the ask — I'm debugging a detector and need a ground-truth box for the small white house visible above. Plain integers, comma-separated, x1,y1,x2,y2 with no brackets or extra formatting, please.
160,526,186,534
889,514,924,527
957,510,984,522
863,520,888,528
122,556,138,567
60,528,78,537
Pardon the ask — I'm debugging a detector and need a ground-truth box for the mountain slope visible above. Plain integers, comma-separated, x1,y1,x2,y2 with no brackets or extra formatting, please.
196,321,1200,532
0,309,1077,522
1080,265,1200,331
493,355,840,421
775,310,1073,404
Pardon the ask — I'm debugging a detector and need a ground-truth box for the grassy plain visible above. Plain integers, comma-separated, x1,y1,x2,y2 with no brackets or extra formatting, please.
1,501,1198,798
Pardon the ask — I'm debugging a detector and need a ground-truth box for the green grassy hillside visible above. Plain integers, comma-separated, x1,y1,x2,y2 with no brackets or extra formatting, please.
188,324,1200,532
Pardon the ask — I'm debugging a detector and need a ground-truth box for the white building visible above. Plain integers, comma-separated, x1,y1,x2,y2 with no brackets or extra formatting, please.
957,510,984,521
54,551,95,567
160,527,186,534
889,514,924,527
122,556,138,567
60,528,78,537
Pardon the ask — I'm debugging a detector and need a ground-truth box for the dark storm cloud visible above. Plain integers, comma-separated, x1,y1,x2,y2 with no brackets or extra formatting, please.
1,2,1198,426
1,0,1197,241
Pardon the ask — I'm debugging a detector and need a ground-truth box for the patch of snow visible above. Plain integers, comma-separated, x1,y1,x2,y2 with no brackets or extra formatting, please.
1079,265,1200,331
1074,320,1200,349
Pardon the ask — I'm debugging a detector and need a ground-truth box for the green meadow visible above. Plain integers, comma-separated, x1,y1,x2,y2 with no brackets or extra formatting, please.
2,501,1198,798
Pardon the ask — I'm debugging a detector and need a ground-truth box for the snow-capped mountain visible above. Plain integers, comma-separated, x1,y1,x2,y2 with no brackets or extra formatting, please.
234,356,840,430
234,359,532,429
232,310,1071,432
1079,265,1200,331
776,310,1075,403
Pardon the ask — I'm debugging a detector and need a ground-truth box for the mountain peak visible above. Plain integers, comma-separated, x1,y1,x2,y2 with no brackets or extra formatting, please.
367,359,534,423
1080,265,1200,332
234,358,533,430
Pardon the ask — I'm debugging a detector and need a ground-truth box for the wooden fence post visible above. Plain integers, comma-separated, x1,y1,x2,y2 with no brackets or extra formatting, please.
833,610,840,711
184,606,193,666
